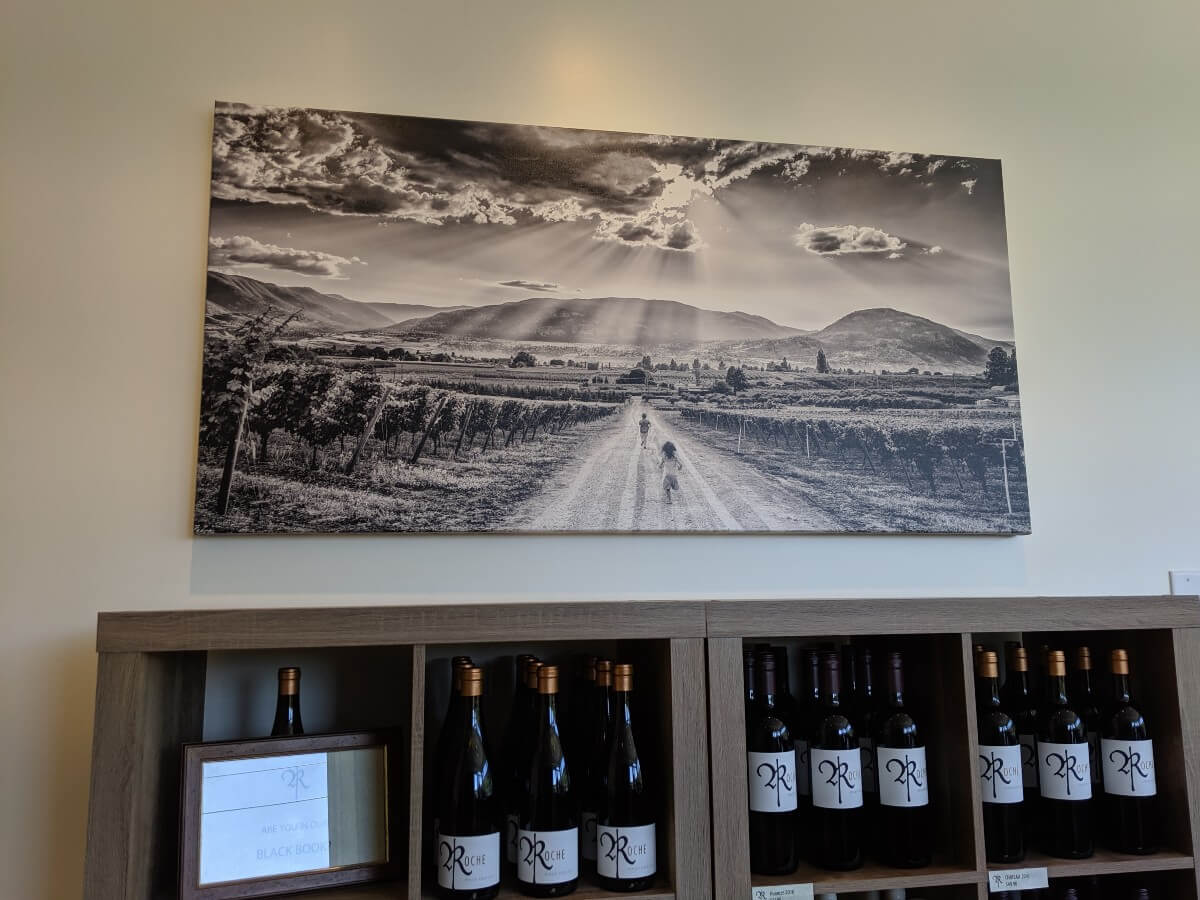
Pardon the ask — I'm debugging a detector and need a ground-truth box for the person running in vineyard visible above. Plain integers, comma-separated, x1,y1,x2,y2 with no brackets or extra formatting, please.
659,441,683,504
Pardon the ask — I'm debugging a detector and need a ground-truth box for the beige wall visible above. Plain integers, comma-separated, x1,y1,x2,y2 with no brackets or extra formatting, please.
2,1,1198,896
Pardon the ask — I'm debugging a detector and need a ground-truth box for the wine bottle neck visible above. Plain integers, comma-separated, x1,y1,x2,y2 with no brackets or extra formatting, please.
1112,673,1131,703
1046,673,1069,705
977,676,1002,707
614,689,634,727
1076,667,1095,697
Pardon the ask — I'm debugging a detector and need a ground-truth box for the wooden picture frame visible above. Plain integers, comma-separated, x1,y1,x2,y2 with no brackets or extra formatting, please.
179,730,404,900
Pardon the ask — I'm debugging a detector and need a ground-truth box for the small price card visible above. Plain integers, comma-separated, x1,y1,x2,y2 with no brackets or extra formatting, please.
988,867,1049,892
751,884,814,900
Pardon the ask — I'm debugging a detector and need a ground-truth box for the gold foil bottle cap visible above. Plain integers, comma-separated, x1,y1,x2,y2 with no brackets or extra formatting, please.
978,651,999,679
1012,647,1029,672
613,663,634,691
524,659,543,690
596,658,613,688
1111,648,1130,675
1075,646,1093,671
460,666,483,697
1048,649,1067,677
537,664,560,694
278,667,300,696
452,657,472,691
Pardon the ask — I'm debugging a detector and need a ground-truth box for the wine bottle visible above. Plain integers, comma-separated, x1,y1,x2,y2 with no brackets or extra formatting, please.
505,657,541,868
976,650,1025,863
1074,647,1102,791
771,646,804,728
746,653,799,875
874,651,932,868
437,666,501,900
810,652,863,870
435,657,475,846
597,663,657,891
856,647,879,810
760,647,806,802
580,659,614,869
743,647,757,723
517,665,578,896
841,643,859,711
1037,650,1093,859
270,666,303,736
1002,645,1040,838
1100,649,1157,854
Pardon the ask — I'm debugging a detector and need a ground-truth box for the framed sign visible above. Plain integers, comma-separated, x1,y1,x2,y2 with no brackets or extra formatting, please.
179,731,403,899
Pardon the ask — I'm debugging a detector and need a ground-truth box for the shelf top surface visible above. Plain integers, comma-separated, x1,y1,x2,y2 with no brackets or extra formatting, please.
94,595,1200,652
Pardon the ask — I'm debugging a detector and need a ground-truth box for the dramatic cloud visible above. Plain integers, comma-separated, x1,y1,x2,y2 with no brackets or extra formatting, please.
793,223,907,256
208,235,364,277
927,159,946,175
925,245,944,254
887,252,903,259
961,179,978,195
499,279,559,292
781,157,811,183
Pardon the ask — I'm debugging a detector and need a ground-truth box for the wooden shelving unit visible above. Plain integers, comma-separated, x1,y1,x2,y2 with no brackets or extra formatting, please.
82,596,1200,900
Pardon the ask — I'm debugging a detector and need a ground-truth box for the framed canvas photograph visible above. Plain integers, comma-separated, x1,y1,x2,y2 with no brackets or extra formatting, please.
195,102,1028,535
179,731,404,899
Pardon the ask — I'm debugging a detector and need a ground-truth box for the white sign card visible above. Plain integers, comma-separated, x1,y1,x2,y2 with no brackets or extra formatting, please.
988,867,1049,892
751,883,815,900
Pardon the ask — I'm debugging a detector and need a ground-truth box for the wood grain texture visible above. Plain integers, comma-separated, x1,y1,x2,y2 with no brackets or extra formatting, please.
706,638,749,900
668,638,713,900
97,602,707,652
753,858,981,894
985,847,1195,878
707,596,1200,638
1174,627,1200,896
406,644,426,900
83,651,206,900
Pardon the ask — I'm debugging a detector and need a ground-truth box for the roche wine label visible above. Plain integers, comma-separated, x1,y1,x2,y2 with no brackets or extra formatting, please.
748,750,799,812
877,746,929,808
796,740,812,795
859,736,877,794
505,813,518,864
581,811,598,861
810,747,863,809
1038,741,1092,800
596,824,656,880
1101,738,1156,797
1019,733,1039,787
978,744,1024,804
517,827,579,885
437,832,501,891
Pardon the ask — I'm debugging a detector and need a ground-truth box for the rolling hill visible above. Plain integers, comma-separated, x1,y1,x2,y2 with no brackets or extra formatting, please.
204,272,465,333
390,295,801,344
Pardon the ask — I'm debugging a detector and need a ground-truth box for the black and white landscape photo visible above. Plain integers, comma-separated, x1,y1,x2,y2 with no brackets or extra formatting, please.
195,101,1029,534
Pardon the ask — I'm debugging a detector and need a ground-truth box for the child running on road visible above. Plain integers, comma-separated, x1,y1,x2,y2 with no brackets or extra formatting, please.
659,441,683,504
638,412,652,448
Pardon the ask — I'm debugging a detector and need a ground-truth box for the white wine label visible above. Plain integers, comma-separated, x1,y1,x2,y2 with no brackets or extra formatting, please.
1087,731,1102,785
877,746,930,808
581,810,598,860
796,740,812,796
978,744,1024,804
436,832,500,891
988,867,1049,892
1101,738,1157,797
596,823,656,880
517,827,579,885
810,747,864,810
1038,741,1092,800
505,813,518,864
859,737,878,794
1019,733,1039,788
748,750,799,812
749,883,815,900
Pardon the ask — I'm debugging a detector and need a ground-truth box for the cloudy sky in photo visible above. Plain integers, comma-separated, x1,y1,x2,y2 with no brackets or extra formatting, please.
206,102,1015,337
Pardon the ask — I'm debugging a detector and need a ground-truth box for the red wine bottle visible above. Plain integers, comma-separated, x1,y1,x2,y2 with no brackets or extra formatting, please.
437,666,501,900
1002,645,1040,840
855,647,880,815
1037,650,1093,859
270,666,303,736
874,651,932,868
976,650,1025,863
746,653,799,875
597,663,657,891
810,652,863,870
435,658,475,847
504,657,540,868
517,665,578,896
1100,649,1158,854
1073,647,1103,792
580,659,614,869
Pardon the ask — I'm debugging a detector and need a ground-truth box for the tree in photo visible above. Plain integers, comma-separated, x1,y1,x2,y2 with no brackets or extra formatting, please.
692,358,702,384
510,350,537,368
725,366,748,393
816,348,830,374
985,346,1013,386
